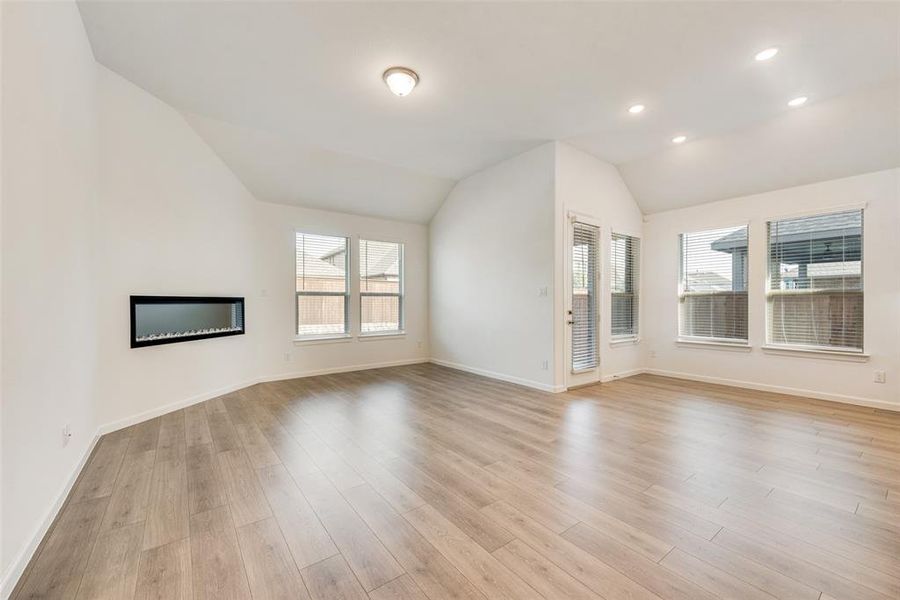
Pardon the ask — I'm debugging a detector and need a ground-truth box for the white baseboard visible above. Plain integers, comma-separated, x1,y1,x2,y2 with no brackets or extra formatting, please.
600,368,646,383
429,358,566,392
97,377,261,435
4,356,429,599
644,368,900,412
1,430,101,600
97,357,431,436
7,358,895,598
260,357,429,384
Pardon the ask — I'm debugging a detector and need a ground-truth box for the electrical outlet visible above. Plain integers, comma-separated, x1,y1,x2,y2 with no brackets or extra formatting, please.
417,340,423,349
283,352,291,363
538,286,548,297
541,359,549,370
649,350,657,359
874,370,886,384
62,424,72,447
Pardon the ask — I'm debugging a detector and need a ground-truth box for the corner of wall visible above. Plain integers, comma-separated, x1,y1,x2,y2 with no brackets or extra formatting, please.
428,143,557,387
2,1,104,591
551,143,567,390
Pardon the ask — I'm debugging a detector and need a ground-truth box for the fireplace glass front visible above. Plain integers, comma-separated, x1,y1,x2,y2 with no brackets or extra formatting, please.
130,296,245,347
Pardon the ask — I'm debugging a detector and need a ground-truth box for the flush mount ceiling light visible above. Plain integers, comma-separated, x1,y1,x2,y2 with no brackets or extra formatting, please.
787,96,808,107
383,66,419,97
755,47,779,61
672,135,687,144
628,104,645,114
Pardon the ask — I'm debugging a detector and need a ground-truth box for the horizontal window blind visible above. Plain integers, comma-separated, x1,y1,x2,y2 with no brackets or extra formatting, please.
572,222,599,371
360,239,403,333
611,233,640,338
679,225,748,341
767,209,863,351
296,233,349,336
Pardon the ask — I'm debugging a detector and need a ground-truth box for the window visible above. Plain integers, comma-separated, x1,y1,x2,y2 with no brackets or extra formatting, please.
679,225,748,342
360,239,403,334
611,233,640,338
295,232,349,337
767,210,863,351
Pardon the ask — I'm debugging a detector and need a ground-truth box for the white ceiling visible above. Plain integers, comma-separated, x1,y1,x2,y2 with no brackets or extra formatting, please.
77,1,900,221
184,112,455,223
620,80,900,214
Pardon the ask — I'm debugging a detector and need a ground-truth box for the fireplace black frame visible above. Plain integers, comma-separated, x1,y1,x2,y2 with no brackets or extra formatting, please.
130,295,245,348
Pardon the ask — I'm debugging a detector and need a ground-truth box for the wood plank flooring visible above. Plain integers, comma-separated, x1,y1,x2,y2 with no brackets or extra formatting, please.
12,364,900,599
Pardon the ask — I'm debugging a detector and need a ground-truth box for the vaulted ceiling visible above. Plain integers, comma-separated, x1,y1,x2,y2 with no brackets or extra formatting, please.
77,1,899,222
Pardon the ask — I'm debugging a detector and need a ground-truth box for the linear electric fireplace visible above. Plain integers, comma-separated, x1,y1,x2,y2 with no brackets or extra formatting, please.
130,296,245,348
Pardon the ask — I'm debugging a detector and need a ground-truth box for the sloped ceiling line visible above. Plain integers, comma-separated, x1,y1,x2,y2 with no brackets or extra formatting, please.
77,1,900,221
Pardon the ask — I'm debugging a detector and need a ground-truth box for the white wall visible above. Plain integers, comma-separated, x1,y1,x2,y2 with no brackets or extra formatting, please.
430,143,558,390
1,2,4,586
253,202,429,379
94,65,263,429
1,0,100,588
2,3,897,595
642,169,900,408
430,142,645,391
554,143,645,385
1,8,432,592
95,66,431,430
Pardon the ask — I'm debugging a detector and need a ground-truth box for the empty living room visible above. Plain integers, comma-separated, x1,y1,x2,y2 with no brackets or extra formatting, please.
2,1,899,599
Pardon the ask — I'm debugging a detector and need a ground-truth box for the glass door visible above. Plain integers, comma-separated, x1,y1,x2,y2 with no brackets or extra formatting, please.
566,219,600,387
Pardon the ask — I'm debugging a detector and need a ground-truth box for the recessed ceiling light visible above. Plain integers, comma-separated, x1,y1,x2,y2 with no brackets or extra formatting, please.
383,67,418,97
628,104,645,114
672,135,687,144
787,96,808,107
754,47,779,61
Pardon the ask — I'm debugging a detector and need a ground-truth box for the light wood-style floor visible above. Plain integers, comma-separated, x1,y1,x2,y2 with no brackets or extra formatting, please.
12,363,900,600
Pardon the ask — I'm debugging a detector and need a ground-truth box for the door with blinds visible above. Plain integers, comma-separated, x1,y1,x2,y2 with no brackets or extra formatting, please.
566,218,601,388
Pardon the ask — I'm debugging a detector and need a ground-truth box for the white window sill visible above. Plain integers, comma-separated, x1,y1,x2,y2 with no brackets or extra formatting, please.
358,331,406,341
676,338,752,352
293,334,353,346
761,345,870,362
571,367,596,375
610,336,640,347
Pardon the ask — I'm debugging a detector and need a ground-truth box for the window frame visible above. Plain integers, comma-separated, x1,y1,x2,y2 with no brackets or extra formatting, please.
358,238,405,337
610,231,640,341
764,208,864,354
294,230,351,341
677,223,750,345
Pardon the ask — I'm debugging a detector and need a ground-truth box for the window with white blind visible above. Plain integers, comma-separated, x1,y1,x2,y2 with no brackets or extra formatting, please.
295,232,349,337
611,233,640,339
679,225,748,342
360,239,404,334
767,209,863,351
571,222,599,371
